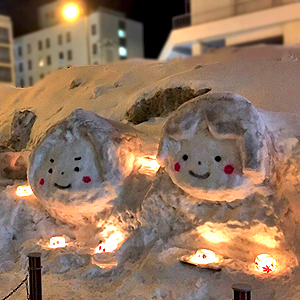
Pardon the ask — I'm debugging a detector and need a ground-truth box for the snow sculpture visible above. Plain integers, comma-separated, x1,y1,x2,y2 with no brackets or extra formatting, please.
28,109,142,225
157,92,269,200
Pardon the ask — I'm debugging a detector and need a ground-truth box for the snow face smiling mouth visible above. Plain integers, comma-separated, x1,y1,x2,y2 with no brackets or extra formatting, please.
54,183,72,189
188,170,210,179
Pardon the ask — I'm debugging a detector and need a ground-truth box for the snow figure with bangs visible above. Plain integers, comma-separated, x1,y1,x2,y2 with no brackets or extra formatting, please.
157,92,270,201
29,109,142,225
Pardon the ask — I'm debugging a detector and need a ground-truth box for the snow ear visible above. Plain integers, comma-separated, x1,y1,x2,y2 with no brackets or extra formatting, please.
157,137,181,167
202,93,268,176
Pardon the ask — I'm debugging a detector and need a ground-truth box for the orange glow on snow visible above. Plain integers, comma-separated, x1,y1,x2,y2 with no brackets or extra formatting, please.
255,254,276,273
189,249,219,265
16,185,33,197
94,230,125,254
49,236,66,249
136,156,160,175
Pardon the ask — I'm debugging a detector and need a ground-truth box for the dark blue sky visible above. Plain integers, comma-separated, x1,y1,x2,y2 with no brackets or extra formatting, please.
0,0,186,58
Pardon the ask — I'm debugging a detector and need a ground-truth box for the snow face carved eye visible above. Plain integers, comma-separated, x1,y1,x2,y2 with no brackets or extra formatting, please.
32,138,102,198
167,131,243,191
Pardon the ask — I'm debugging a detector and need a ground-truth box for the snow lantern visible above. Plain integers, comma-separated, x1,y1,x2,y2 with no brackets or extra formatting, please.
190,249,219,265
157,92,269,201
49,236,66,248
136,156,160,176
16,184,33,197
28,109,142,225
255,254,276,273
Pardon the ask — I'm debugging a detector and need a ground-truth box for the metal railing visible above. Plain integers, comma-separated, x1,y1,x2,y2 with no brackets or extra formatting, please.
172,0,298,29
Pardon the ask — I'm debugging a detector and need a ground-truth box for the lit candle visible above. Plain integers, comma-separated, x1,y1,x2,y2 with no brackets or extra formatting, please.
255,254,276,273
49,236,66,249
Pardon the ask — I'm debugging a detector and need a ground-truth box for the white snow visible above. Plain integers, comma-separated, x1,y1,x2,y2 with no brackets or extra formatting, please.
1,45,300,299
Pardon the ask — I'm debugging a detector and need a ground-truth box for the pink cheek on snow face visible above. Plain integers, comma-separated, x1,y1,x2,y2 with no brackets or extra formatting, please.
39,178,45,185
174,162,181,172
224,164,234,175
82,176,91,183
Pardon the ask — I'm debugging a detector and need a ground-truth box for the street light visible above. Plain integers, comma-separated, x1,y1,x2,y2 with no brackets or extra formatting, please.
61,3,80,21
60,1,91,65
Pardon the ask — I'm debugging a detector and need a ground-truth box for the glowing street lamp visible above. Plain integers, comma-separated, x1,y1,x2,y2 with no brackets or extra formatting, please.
60,1,91,65
61,3,80,21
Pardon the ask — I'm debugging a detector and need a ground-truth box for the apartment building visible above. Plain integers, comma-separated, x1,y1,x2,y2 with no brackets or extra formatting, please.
0,15,14,86
14,1,144,87
160,0,300,60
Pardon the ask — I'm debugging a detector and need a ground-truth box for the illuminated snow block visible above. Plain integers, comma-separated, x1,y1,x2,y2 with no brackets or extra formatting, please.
157,92,269,200
28,109,141,225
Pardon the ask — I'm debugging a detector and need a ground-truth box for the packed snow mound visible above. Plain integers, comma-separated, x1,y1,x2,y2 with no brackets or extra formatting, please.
1,45,300,151
1,46,300,299
157,92,269,200
28,109,153,225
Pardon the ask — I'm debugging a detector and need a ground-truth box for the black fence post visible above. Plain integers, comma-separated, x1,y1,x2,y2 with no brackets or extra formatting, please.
28,252,42,300
231,283,252,300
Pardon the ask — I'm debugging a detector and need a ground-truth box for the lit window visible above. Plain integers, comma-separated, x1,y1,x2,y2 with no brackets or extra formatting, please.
118,29,126,38
39,59,44,67
119,46,127,57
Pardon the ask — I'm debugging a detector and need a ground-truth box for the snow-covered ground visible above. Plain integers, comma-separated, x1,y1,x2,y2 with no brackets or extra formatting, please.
1,45,300,299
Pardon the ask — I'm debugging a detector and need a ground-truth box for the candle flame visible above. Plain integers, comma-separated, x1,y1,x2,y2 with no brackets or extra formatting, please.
16,185,33,197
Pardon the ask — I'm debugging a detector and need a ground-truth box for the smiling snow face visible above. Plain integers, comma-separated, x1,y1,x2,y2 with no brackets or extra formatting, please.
166,130,243,192
33,137,103,199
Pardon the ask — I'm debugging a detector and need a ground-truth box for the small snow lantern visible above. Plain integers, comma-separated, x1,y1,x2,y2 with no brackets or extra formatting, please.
94,230,125,254
190,249,219,265
49,236,66,249
136,156,160,175
255,254,276,273
16,185,33,197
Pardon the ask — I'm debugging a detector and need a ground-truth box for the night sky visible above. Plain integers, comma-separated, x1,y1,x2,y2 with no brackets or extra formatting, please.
0,0,186,58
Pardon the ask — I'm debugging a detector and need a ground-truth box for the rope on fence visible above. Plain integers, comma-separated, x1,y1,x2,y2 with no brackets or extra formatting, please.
1,274,29,300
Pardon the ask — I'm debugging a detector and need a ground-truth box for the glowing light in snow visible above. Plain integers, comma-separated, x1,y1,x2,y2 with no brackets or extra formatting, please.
136,156,160,175
16,185,33,197
189,249,219,265
255,254,276,273
49,236,66,249
94,230,125,254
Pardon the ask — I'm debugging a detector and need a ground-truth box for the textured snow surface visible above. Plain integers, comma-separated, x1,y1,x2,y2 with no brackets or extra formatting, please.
1,45,300,299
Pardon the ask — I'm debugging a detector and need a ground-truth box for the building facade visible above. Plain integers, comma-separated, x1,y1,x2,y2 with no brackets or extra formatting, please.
0,15,14,86
160,0,300,60
14,1,144,87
